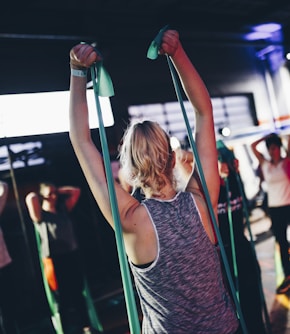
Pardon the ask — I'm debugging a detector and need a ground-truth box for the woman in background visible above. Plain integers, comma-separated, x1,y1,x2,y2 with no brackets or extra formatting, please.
251,133,290,295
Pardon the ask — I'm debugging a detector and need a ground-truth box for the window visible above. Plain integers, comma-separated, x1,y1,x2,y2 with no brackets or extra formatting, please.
128,94,257,143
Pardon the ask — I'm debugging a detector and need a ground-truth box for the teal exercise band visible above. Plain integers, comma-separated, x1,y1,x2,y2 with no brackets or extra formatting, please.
90,61,141,334
83,278,104,332
147,26,248,334
224,177,240,301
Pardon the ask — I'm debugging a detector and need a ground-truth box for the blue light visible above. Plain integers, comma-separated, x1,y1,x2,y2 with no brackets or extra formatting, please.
244,31,272,41
244,22,283,42
253,23,282,33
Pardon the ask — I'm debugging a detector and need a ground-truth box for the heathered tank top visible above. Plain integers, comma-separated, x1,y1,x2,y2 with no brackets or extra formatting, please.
130,191,238,334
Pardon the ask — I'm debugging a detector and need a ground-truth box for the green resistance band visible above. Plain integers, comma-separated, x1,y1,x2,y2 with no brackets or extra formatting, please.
224,177,240,301
83,278,104,332
148,26,248,334
90,59,141,334
34,227,64,334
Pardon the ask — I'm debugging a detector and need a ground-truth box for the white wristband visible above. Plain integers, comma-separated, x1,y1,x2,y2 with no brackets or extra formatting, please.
71,68,87,77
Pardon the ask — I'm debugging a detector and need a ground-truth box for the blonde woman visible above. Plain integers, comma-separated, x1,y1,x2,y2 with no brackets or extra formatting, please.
69,30,239,333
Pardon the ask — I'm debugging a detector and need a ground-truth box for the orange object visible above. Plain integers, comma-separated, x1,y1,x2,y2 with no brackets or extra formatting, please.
42,257,58,291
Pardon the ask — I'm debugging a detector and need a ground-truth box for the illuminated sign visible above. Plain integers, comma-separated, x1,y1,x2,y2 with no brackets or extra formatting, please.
0,90,114,138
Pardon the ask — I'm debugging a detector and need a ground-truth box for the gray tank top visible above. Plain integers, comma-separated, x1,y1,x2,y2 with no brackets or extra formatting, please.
130,191,238,334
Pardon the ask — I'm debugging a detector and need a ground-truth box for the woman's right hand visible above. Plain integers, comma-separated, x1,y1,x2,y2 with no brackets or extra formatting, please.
70,43,102,69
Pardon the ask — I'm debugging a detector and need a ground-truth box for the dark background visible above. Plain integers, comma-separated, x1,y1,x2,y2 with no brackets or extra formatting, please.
1,1,290,332
2,0,290,96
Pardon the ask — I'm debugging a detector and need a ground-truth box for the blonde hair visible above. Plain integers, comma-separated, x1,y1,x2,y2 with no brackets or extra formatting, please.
119,120,175,197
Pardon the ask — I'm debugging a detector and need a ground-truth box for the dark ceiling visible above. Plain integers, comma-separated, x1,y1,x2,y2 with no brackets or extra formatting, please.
1,0,290,95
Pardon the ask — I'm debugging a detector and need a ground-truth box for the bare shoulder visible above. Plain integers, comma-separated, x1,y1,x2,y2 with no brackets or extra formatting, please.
122,202,158,265
122,202,151,233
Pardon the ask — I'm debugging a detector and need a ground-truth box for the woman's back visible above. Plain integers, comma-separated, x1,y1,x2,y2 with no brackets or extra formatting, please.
130,192,238,334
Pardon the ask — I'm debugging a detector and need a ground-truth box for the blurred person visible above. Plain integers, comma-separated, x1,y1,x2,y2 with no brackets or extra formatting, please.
68,29,239,333
25,182,92,334
251,133,290,294
217,143,267,333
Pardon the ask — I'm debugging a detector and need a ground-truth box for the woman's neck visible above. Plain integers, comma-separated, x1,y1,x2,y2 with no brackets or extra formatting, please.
149,184,177,200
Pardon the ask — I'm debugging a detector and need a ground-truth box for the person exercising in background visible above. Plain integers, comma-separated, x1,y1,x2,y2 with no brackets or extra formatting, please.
25,182,92,334
217,144,267,333
251,133,290,294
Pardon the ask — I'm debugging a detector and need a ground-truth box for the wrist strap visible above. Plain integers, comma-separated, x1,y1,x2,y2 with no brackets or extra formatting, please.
71,68,87,77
